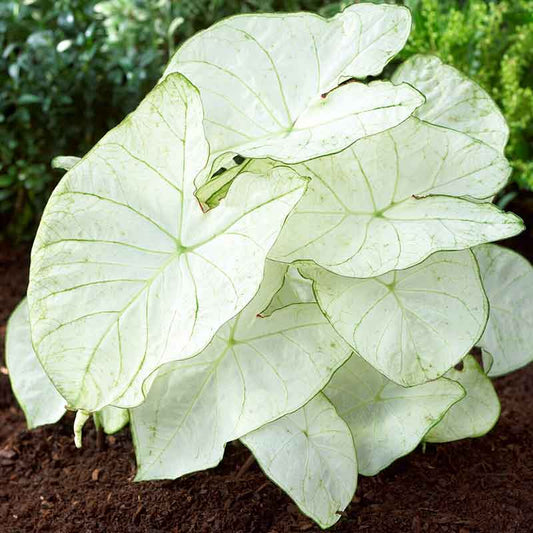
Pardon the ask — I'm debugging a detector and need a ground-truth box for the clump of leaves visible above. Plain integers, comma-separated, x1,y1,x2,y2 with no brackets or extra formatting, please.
5,4,533,528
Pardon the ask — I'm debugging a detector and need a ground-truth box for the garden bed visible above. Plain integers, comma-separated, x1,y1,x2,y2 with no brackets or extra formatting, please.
1,193,532,533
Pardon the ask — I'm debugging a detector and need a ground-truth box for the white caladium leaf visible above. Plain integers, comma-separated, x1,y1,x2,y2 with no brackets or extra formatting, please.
5,298,66,428
242,393,357,528
324,354,464,475
99,406,129,435
474,244,533,376
425,355,500,443
164,4,423,164
392,54,509,152
27,73,308,413
305,250,488,386
130,262,351,481
269,117,521,278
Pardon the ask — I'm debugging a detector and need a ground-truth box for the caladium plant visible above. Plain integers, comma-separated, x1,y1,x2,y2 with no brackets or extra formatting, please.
5,3,533,529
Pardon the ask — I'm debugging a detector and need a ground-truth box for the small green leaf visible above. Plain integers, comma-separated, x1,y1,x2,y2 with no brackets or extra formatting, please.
196,158,264,209
17,94,42,105
0,175,15,187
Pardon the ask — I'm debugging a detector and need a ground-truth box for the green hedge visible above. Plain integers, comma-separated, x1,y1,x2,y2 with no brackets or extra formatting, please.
1,0,531,241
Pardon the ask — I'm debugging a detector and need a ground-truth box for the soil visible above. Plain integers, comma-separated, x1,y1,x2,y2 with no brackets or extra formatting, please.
1,193,532,533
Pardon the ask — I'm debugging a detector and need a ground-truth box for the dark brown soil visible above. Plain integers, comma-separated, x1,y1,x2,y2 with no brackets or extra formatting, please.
1,193,532,533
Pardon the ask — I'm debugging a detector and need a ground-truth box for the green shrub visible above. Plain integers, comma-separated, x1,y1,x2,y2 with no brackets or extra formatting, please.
0,0,170,240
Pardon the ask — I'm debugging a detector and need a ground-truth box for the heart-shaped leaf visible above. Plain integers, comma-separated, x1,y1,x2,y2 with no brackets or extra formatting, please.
131,263,351,481
242,393,357,528
164,4,422,165
324,353,464,475
304,250,488,386
28,73,308,413
269,117,521,278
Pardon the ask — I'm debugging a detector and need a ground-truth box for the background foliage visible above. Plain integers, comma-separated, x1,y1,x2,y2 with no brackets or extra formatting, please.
1,0,531,241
